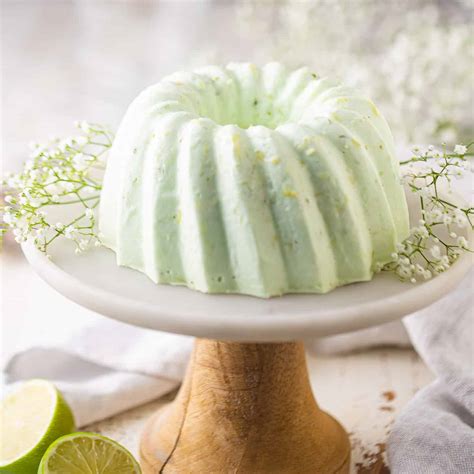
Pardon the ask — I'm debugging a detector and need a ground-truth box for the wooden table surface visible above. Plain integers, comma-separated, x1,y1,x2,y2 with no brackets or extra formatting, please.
2,3,435,473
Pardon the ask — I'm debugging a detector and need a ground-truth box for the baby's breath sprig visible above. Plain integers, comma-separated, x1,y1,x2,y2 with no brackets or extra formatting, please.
1,122,472,286
1,121,113,255
381,143,473,282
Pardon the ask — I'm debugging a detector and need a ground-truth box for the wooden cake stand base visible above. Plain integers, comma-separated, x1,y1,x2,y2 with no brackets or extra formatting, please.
140,340,350,473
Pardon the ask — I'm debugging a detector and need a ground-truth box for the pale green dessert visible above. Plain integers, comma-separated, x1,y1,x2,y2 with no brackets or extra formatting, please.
99,62,409,298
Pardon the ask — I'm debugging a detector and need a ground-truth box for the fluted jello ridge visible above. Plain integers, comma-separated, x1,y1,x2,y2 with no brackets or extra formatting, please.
99,62,409,298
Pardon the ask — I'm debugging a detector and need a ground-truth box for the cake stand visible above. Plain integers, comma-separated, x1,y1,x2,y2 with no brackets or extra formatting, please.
21,191,472,474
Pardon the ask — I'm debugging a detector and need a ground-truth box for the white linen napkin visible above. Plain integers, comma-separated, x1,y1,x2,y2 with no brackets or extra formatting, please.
3,318,192,426
387,270,473,474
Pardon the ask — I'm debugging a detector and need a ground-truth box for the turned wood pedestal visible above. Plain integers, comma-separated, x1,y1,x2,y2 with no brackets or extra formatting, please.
140,340,350,473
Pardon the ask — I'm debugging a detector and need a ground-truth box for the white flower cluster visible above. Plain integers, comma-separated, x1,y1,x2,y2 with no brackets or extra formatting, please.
1,122,113,254
234,1,473,145
382,143,473,282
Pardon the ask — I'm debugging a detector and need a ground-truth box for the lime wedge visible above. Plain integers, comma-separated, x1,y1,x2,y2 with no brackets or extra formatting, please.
38,432,141,473
0,379,75,474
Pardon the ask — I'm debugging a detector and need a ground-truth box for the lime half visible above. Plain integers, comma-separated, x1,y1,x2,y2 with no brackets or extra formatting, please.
0,379,75,474
38,432,141,473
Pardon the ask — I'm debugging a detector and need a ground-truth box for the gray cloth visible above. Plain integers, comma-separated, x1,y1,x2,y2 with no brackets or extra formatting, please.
388,271,474,473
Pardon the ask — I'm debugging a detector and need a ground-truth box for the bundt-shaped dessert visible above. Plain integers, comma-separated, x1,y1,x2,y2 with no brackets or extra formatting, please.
99,62,409,298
